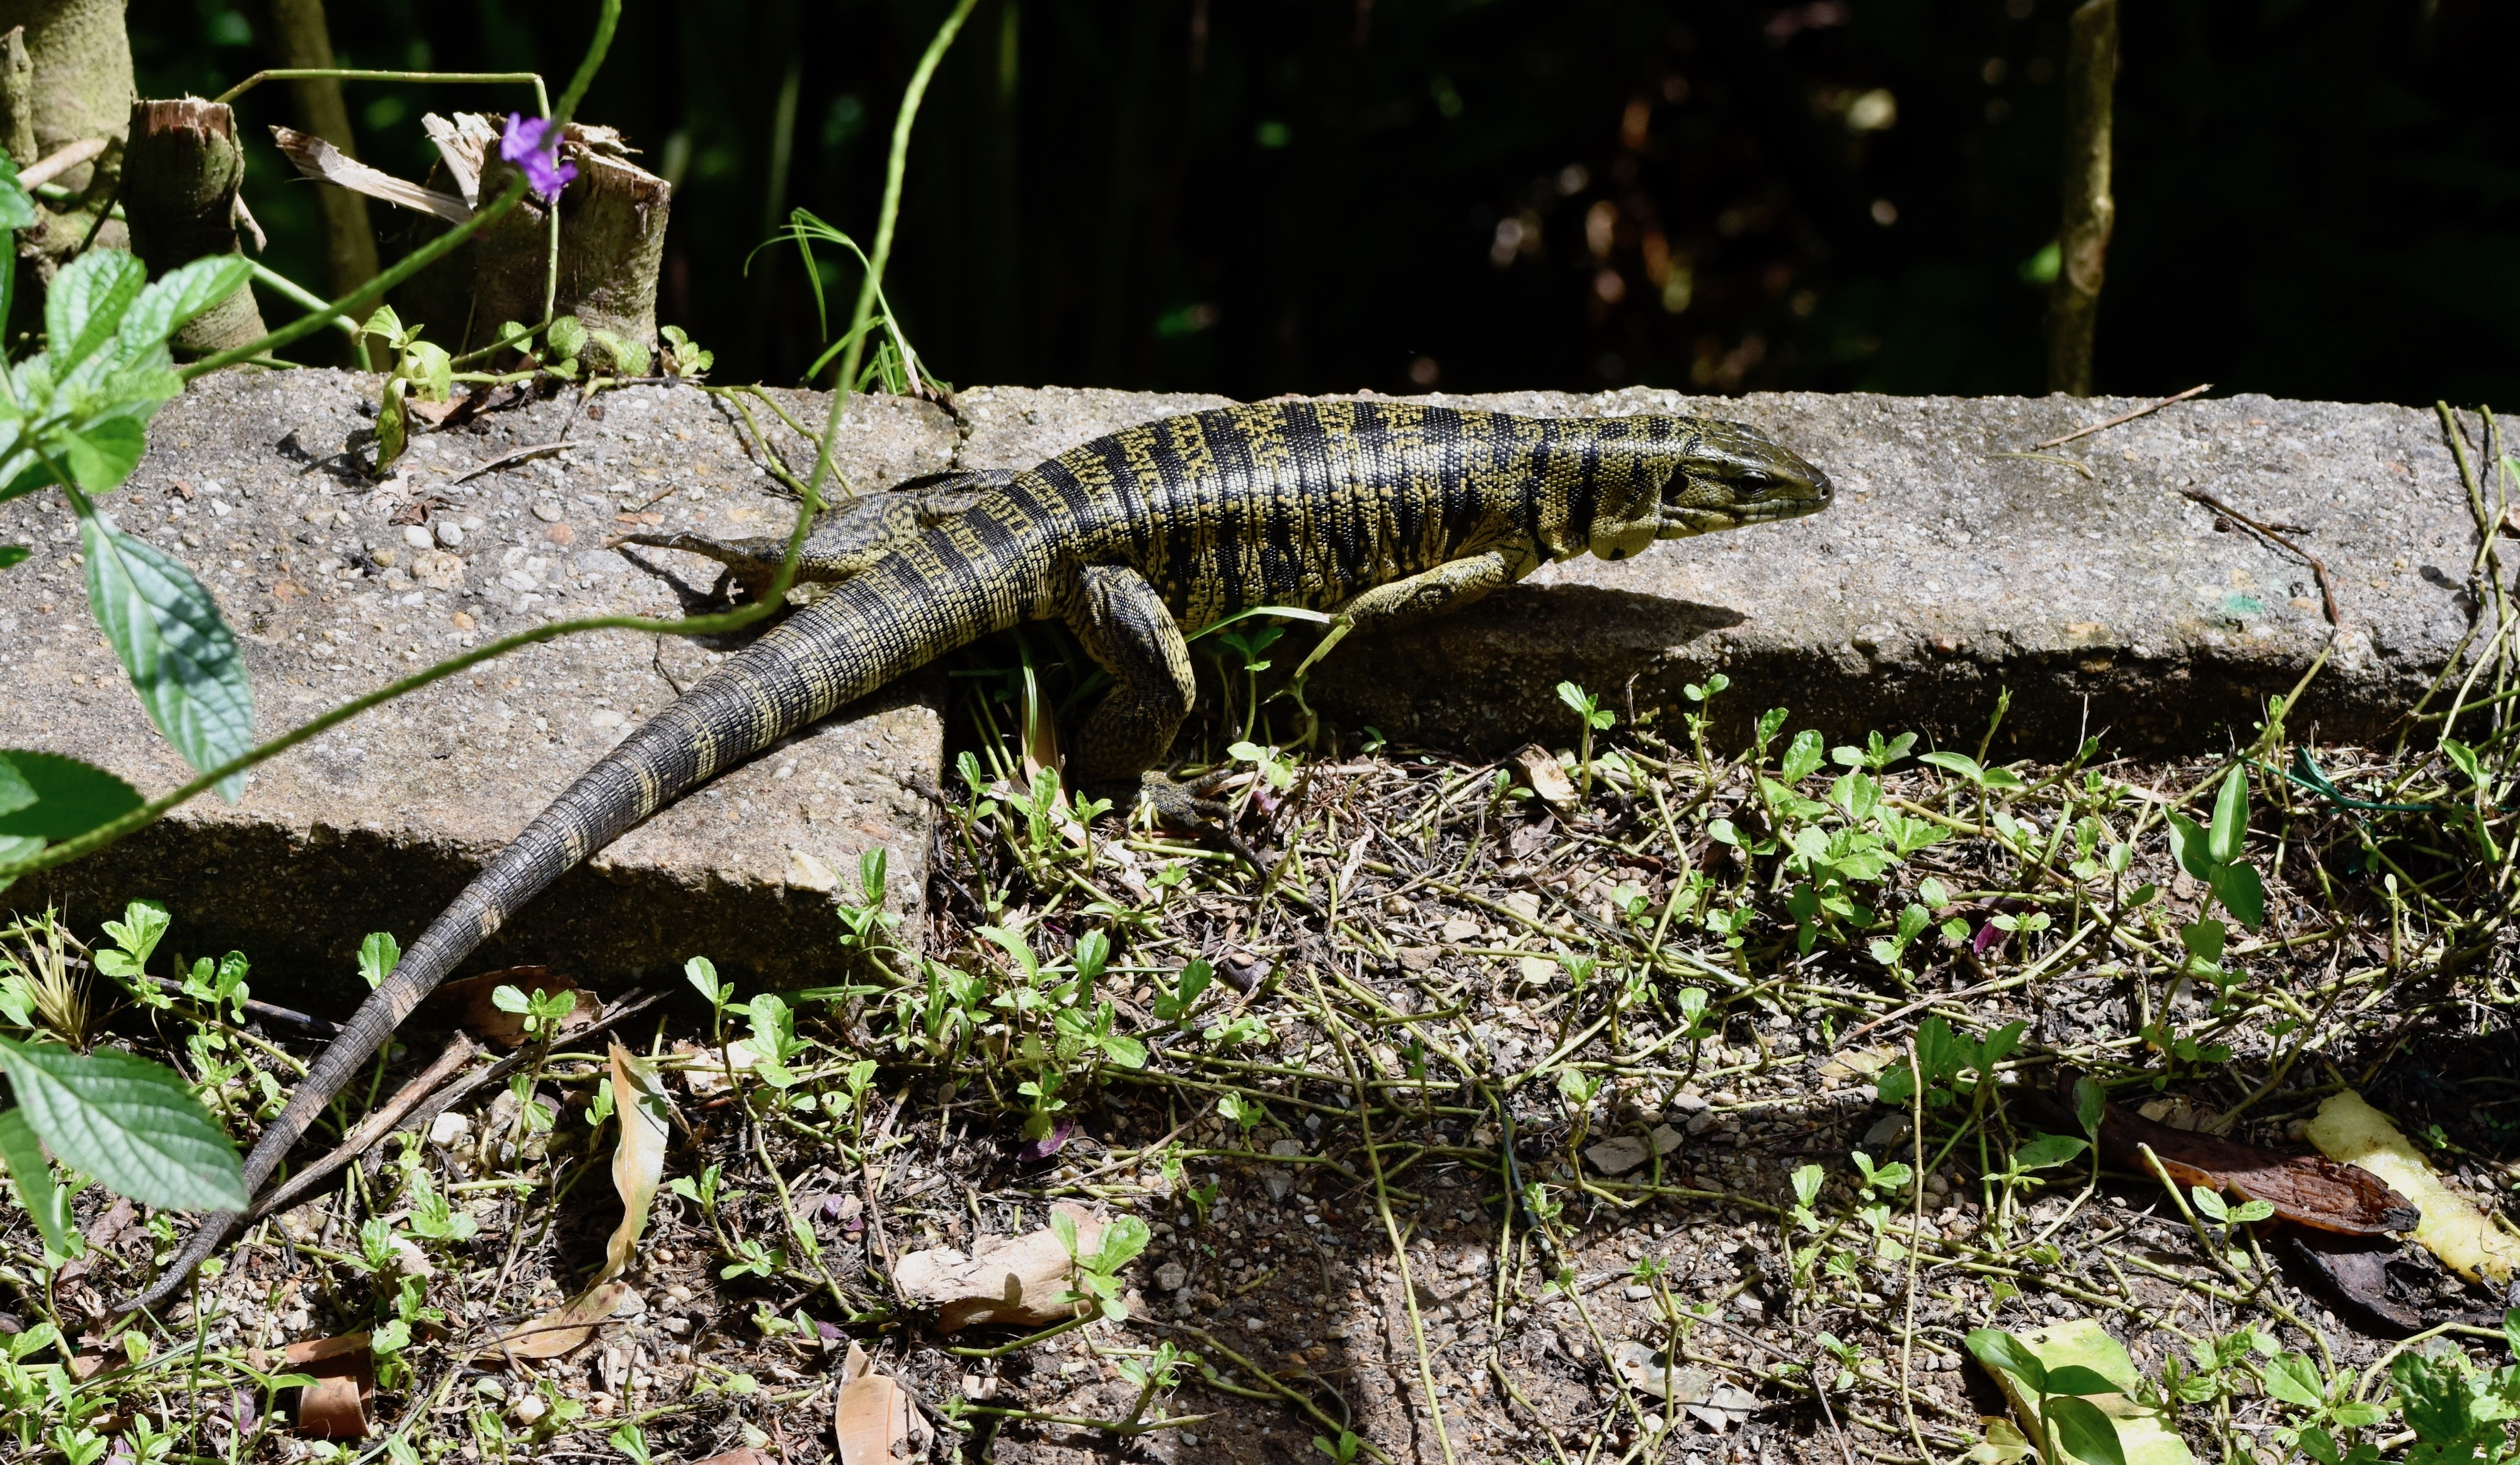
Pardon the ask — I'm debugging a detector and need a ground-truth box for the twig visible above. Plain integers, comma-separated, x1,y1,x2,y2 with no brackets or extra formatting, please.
243,1031,479,1222
20,137,106,191
1160,1322,1392,1463
452,440,579,484
2033,382,2211,448
2179,487,2340,630
141,974,345,1037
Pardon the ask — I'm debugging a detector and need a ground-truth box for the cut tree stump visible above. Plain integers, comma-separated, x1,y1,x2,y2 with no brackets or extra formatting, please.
469,123,671,373
123,97,266,355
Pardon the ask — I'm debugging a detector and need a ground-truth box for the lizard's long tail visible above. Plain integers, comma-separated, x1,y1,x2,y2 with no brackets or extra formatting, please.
123,523,1038,1314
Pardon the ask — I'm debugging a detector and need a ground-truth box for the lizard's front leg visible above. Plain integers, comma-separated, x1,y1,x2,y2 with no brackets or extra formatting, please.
1290,543,1531,681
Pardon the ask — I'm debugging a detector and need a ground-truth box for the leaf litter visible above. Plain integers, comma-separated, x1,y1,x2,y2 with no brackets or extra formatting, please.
11,596,2520,1464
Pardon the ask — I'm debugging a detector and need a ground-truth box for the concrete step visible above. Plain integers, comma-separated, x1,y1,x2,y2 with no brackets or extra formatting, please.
1,370,952,1002
956,385,2476,758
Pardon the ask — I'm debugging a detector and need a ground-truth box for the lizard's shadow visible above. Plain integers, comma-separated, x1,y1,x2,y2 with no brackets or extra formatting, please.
614,546,787,651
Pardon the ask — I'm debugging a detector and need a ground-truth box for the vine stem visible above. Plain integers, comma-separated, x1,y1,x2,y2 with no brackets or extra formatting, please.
803,0,981,503
179,3,620,378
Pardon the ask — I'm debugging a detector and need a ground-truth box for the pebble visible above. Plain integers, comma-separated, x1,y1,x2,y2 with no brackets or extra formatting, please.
401,524,433,550
1155,1261,1188,1291
428,1112,471,1146
436,520,464,547
532,499,564,522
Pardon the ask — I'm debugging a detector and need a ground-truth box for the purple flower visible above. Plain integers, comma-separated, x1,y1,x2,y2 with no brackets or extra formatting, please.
1016,1119,1074,1161
500,112,578,202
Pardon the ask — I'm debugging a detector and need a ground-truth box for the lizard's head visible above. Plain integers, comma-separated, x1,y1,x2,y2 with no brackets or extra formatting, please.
1584,414,1832,561
1649,416,1833,537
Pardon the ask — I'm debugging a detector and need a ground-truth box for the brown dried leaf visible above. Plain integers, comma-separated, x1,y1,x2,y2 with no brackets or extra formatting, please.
1512,743,1578,816
2077,1073,2416,1235
835,1343,930,1465
598,1041,673,1285
283,1333,373,1439
689,1451,773,1465
270,125,471,224
483,1280,629,1361
891,1203,1103,1331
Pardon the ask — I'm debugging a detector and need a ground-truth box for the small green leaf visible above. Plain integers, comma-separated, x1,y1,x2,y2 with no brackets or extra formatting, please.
2179,918,2226,966
1920,750,1984,783
2209,863,2265,930
0,1105,76,1257
2072,1077,2104,1140
2207,765,2249,865
2012,1134,2088,1170
2441,738,2482,785
1094,1214,1152,1272
2163,811,2216,883
0,1039,246,1211
0,544,26,570
2042,1395,2126,1465
0,749,142,841
46,250,147,372
2189,1185,2230,1223
81,515,255,801
545,316,588,361
358,932,400,991
1964,1328,2048,1392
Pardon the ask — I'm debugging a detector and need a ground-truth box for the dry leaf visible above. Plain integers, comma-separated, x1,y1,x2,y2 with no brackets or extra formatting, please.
1512,743,1579,816
270,125,471,223
598,1041,673,1285
2308,1090,2520,1285
284,1333,374,1439
2076,1072,2416,1234
434,967,598,1048
689,1451,773,1465
835,1343,929,1465
420,112,496,207
484,1280,630,1360
891,1203,1104,1331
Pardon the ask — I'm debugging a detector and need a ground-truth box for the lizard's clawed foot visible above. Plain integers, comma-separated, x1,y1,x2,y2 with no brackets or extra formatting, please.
1108,770,1266,870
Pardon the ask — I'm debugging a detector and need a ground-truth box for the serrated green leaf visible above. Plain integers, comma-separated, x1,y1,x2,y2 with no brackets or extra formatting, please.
2207,766,2248,865
2044,1396,2126,1465
0,154,35,232
0,748,141,841
545,316,587,360
81,514,254,801
65,416,146,491
0,1039,246,1211
0,1107,75,1258
0,753,30,819
118,255,253,358
46,250,147,373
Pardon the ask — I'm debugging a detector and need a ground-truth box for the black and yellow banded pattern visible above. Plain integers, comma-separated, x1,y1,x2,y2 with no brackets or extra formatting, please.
125,399,1828,1314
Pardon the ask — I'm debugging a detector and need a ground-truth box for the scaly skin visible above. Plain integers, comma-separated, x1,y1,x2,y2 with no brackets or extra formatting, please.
123,399,1830,1314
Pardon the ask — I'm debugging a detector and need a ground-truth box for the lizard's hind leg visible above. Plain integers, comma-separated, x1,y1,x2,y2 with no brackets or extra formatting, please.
1061,564,1261,867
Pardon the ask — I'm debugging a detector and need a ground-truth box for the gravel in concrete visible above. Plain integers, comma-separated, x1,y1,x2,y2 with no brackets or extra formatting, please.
0,372,954,1000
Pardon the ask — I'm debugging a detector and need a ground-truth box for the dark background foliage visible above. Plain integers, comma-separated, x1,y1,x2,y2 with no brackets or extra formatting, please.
129,0,2520,407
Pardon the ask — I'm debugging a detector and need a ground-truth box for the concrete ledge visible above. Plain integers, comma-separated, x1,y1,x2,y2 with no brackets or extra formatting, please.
2,375,2480,996
0,372,951,1001
957,385,2475,756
